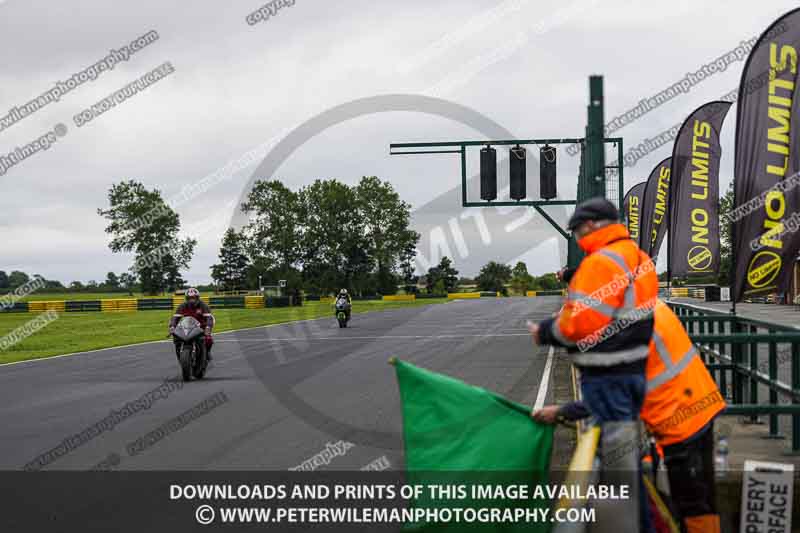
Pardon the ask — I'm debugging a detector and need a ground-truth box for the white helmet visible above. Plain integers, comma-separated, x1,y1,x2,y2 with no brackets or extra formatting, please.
339,288,348,295
186,287,200,304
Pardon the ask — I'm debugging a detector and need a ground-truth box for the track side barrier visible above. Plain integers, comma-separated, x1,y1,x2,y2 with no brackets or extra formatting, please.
208,296,245,309
0,302,29,313
65,300,101,312
382,294,415,302
528,289,567,297
100,299,137,312
27,301,65,313
447,292,481,299
137,298,174,311
245,296,264,309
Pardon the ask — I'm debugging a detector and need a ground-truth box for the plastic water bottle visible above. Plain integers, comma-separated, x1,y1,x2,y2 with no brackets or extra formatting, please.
715,437,729,478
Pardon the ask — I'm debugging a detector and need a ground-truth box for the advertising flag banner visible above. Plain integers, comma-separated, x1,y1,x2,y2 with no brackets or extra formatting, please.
623,182,647,247
733,9,800,300
669,101,732,277
640,157,672,258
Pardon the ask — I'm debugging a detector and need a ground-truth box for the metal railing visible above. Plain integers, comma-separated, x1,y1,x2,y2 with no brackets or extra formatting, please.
668,301,800,452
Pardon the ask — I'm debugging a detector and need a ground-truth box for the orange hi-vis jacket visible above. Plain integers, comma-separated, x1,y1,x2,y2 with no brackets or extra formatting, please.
539,223,659,370
643,300,725,446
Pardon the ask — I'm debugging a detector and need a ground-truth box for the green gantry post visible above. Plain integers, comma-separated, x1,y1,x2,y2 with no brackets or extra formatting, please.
568,75,608,269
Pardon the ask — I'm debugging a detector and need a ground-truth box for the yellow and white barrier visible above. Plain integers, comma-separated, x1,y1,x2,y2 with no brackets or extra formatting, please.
447,292,481,299
245,296,264,309
28,300,66,313
100,299,137,312
382,294,415,302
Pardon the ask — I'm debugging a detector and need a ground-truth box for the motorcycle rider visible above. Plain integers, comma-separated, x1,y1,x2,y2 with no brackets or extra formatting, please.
335,288,352,321
169,287,215,360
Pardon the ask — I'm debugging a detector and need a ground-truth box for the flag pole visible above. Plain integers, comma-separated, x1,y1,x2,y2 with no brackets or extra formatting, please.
730,181,737,316
667,180,672,300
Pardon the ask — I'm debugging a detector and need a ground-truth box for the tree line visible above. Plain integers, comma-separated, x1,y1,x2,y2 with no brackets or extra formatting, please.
89,176,420,296
418,257,564,296
0,270,141,294
211,176,419,296
5,176,565,297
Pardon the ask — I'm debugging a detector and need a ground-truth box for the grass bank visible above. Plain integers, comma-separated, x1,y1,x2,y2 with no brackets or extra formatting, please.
0,298,447,364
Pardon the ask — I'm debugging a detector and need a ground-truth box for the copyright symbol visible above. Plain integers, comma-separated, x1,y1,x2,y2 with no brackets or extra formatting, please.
195,504,215,525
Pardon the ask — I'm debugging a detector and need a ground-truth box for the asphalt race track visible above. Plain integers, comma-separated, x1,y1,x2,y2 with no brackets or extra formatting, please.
0,297,561,472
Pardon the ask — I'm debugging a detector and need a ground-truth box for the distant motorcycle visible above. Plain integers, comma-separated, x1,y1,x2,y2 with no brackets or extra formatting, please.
335,297,351,328
172,316,208,381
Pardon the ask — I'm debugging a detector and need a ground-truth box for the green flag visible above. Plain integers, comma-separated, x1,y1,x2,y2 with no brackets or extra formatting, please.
393,359,554,532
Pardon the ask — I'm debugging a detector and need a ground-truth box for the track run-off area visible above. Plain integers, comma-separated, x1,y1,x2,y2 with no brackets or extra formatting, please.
0,297,561,472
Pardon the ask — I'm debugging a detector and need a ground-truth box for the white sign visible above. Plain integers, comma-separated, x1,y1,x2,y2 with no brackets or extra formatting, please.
721,287,731,301
740,460,794,533
279,280,287,288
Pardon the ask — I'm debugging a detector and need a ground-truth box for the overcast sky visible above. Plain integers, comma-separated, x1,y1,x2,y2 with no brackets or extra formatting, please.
0,0,795,284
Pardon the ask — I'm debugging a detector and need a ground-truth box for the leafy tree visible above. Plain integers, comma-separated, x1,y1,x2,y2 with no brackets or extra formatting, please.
119,273,137,295
239,177,420,296
535,272,561,291
399,240,419,294
8,271,30,288
426,256,459,294
44,279,65,290
86,280,99,291
241,180,302,272
476,261,512,295
510,261,534,295
0,270,8,289
104,272,120,290
69,281,85,291
211,229,251,291
98,180,196,295
300,179,369,294
355,176,419,295
432,278,446,294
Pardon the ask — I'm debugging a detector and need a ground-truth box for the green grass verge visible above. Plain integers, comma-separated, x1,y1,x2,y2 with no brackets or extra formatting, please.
0,299,447,365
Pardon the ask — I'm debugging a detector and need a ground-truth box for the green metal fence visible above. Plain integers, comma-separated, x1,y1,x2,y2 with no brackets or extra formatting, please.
669,301,800,452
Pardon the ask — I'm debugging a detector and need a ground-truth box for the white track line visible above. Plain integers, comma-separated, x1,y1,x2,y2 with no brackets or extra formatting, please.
533,346,554,411
214,333,531,342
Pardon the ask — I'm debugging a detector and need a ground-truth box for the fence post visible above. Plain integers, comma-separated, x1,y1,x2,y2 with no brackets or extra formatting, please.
732,320,744,405
699,318,707,365
718,319,728,401
748,324,760,424
766,331,782,439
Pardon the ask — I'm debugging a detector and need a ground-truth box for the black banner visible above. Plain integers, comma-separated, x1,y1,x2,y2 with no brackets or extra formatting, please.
669,101,732,277
622,182,646,247
733,9,800,301
639,157,672,258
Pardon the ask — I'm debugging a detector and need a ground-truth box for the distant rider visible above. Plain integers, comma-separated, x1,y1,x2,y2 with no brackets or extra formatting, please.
169,287,215,360
335,288,352,321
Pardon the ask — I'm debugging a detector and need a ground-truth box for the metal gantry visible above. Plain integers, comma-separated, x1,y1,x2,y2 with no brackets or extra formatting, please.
389,76,623,269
